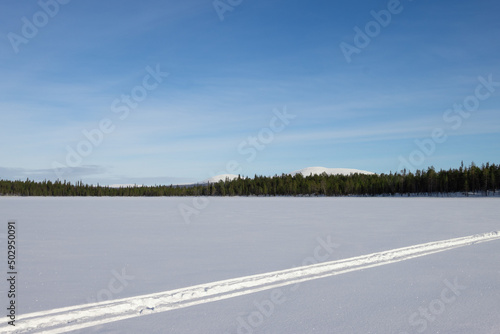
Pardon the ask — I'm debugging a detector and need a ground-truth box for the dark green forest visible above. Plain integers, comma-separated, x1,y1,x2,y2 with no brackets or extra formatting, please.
0,162,499,197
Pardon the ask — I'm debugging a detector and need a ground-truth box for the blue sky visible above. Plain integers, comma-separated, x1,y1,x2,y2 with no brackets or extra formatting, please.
1,0,499,185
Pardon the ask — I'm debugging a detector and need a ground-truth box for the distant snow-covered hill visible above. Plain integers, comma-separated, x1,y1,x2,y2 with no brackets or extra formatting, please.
195,168,373,185
200,174,239,184
108,184,139,188
290,167,375,176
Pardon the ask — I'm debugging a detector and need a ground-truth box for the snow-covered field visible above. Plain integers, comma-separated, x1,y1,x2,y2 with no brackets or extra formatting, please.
1,197,499,333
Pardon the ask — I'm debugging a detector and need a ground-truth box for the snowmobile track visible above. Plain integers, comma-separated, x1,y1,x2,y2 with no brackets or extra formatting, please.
4,230,500,333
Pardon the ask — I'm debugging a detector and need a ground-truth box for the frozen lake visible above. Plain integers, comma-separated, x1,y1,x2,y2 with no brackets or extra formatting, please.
1,197,499,333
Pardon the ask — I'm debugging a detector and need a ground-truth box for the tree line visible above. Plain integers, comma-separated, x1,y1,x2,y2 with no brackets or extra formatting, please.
0,162,498,197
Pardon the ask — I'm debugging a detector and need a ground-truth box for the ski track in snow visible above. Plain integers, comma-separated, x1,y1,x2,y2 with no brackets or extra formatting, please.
4,231,500,333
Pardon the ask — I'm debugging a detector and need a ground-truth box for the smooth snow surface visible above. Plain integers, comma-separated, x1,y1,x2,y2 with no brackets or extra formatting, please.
290,166,375,176
1,197,499,333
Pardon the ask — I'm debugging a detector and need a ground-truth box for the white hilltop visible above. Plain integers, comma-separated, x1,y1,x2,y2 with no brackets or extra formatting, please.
200,174,239,184
290,167,375,177
108,184,139,188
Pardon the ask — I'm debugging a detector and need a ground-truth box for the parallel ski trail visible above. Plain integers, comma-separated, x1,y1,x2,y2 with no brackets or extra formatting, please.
4,231,500,333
